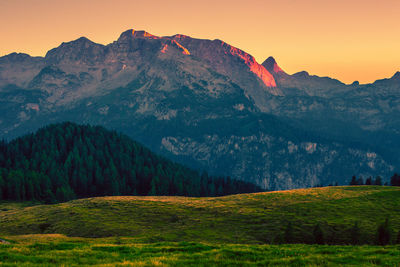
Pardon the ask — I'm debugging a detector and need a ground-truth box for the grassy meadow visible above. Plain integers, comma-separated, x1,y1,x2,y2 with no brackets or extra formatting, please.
1,186,400,266
0,234,399,266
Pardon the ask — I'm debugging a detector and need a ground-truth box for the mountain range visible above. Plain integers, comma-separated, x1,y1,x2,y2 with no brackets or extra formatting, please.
0,29,399,189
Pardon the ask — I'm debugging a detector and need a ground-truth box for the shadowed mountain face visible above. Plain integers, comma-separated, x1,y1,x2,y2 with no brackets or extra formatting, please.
262,56,347,97
0,29,399,189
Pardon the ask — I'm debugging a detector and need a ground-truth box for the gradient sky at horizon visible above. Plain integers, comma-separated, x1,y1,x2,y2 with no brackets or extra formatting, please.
1,0,399,84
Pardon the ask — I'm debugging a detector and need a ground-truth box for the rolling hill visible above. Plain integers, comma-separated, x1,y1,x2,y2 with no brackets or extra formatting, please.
1,186,399,245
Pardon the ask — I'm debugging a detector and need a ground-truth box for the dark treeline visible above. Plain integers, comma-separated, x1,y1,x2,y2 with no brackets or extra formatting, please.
349,174,400,186
0,122,262,203
281,219,400,246
390,173,400,186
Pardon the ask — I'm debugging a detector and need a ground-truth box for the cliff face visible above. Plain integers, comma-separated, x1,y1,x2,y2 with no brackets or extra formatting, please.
0,29,398,189
160,134,393,190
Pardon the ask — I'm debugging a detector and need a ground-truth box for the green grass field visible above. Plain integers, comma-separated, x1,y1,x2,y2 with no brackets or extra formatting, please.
1,186,399,244
1,186,400,266
0,234,399,266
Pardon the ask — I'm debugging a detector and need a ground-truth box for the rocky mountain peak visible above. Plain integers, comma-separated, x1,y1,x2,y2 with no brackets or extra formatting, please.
391,71,400,81
75,36,91,42
46,36,100,53
45,36,106,65
262,56,285,74
216,42,276,88
170,34,191,39
293,71,310,78
0,52,37,63
117,29,159,42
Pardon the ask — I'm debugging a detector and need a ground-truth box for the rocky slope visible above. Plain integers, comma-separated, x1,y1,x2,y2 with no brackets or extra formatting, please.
0,29,398,189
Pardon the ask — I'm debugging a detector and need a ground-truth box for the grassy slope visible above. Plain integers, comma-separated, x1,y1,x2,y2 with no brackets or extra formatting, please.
0,186,399,244
0,235,399,266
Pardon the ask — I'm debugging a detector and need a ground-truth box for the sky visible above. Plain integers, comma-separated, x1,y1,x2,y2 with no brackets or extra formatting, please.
1,0,399,84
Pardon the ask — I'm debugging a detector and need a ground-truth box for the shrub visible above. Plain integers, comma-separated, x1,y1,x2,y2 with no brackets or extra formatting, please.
376,218,392,245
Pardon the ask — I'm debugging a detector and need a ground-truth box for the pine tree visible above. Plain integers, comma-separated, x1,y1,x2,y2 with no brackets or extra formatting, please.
200,171,209,196
284,221,294,243
357,176,364,185
313,223,324,244
149,176,158,196
350,175,357,185
374,176,382,186
56,185,76,202
390,173,400,186
7,170,24,200
397,230,400,244
350,221,360,245
0,173,4,200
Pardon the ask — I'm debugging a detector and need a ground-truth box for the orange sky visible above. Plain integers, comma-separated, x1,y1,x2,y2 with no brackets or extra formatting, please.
1,0,399,84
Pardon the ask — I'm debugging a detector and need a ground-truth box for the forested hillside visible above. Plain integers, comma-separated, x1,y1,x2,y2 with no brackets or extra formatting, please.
0,122,261,202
